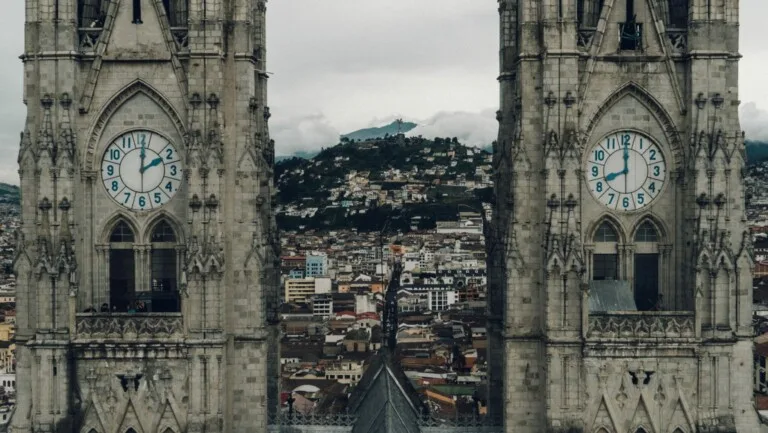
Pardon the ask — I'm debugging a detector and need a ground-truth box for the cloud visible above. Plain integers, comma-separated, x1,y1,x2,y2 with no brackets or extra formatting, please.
740,102,768,141
272,113,341,156
407,109,497,148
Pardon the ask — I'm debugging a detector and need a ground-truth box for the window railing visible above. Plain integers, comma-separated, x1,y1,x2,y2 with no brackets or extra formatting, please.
619,22,643,51
75,312,183,339
587,311,695,339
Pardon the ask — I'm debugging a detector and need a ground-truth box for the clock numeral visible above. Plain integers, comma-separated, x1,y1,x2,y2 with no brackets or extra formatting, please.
123,191,132,204
106,165,114,177
621,134,631,147
606,138,616,150
649,149,657,161
637,193,645,205
138,196,147,208
110,149,121,161
639,138,644,150
111,180,119,192
596,181,603,193
594,149,605,161
165,181,173,192
622,196,630,209
607,193,615,205
169,165,178,177
648,182,656,193
166,148,174,160
591,166,598,177
138,133,147,146
154,192,163,204
122,136,133,149
653,165,661,177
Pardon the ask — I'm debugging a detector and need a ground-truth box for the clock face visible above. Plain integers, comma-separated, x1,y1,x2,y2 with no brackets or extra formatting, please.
101,130,182,210
586,131,667,211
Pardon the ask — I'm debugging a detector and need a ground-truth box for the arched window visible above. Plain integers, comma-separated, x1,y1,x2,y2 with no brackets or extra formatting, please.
635,428,648,433
578,0,604,28
162,0,189,27
109,221,135,312
594,222,618,242
592,221,619,280
146,221,179,313
634,220,661,311
77,0,108,28
634,221,658,242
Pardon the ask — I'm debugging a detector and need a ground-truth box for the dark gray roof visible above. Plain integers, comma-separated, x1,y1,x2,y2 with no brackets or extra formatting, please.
348,352,426,433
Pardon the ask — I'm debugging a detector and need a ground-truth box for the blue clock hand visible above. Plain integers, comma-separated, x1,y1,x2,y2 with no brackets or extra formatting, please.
605,170,625,181
622,141,629,173
140,157,163,173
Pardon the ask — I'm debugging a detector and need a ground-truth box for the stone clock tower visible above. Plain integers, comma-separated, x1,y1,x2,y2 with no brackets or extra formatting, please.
491,0,760,432
12,0,280,432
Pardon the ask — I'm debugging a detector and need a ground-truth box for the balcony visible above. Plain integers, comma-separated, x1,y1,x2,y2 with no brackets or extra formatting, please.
75,312,183,340
587,311,695,340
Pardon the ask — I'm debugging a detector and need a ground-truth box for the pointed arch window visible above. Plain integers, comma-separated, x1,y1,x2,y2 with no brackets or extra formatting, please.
578,0,604,28
109,221,136,312
146,221,179,313
592,221,619,280
594,222,618,242
635,221,659,242
78,0,108,28
162,0,189,27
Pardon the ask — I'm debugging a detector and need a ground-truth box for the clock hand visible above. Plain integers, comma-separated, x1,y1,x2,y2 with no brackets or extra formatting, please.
140,157,163,173
605,170,627,181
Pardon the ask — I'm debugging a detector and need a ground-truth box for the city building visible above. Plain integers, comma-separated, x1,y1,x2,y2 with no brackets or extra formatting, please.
13,1,279,431
305,252,328,277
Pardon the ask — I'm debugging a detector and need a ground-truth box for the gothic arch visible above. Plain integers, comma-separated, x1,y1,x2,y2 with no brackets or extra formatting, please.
99,212,141,245
587,214,628,244
143,211,185,245
593,427,612,433
84,80,186,171
583,81,684,168
630,214,669,243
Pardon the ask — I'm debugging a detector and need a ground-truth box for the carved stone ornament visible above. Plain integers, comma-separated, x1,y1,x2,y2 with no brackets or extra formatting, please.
76,314,183,338
587,313,695,338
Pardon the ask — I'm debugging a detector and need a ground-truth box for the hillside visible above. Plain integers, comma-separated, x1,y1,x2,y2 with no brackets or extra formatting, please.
0,183,19,205
274,135,492,232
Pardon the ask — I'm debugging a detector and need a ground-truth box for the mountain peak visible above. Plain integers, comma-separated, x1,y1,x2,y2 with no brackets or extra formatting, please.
341,120,417,142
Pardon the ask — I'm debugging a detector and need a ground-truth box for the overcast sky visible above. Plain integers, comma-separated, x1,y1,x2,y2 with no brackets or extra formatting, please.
0,1,765,184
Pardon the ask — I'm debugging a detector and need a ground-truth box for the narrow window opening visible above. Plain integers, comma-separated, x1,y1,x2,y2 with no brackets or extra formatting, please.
109,221,136,312
578,0,604,27
78,0,107,28
132,0,143,24
619,0,642,51
667,0,688,28
163,0,189,27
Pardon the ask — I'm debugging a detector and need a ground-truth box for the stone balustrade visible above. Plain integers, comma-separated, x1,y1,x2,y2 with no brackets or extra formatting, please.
587,311,695,339
75,313,183,340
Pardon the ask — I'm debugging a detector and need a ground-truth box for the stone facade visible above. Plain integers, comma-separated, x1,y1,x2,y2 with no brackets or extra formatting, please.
13,0,279,432
490,0,760,432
